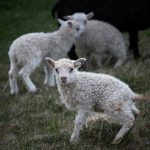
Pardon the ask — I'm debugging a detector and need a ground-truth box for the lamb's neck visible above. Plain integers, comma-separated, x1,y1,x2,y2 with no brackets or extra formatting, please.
56,77,75,95
57,28,75,49
56,79,77,110
57,80,76,94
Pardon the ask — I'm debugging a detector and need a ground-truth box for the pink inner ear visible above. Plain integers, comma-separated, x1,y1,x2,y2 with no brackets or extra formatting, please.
74,61,81,68
46,58,55,68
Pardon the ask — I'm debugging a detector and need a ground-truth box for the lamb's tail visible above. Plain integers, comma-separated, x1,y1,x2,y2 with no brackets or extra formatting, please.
134,94,149,102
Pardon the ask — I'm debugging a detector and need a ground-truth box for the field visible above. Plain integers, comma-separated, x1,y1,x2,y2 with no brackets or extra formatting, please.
0,0,150,149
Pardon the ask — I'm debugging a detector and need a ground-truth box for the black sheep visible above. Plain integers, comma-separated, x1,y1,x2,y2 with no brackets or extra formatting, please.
52,0,150,59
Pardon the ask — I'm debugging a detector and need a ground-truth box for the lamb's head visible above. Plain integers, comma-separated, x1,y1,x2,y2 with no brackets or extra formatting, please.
64,12,94,29
46,58,86,85
58,19,85,37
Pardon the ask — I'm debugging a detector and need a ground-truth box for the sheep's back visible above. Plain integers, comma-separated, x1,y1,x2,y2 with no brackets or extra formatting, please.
75,20,126,55
74,72,135,105
8,33,50,65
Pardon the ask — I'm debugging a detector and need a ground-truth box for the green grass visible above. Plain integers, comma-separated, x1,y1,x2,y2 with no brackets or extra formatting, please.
1,63,150,150
0,0,150,149
0,0,58,64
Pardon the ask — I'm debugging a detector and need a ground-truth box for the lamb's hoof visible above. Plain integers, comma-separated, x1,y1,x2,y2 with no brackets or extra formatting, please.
70,138,79,145
111,137,122,145
11,91,18,95
29,88,37,93
70,135,79,144
11,89,19,95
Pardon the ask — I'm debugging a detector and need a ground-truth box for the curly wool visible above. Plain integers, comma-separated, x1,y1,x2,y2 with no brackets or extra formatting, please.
58,69,137,123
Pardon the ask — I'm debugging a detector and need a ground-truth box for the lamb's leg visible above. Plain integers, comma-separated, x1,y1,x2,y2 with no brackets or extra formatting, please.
95,54,103,67
86,52,91,69
43,65,49,85
104,55,113,66
43,64,55,86
114,50,127,68
49,69,55,86
70,110,89,144
18,64,37,93
112,114,135,144
8,60,19,94
114,57,126,68
129,30,140,59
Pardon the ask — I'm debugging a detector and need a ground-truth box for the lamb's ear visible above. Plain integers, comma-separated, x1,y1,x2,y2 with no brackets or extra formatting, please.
58,18,65,26
87,12,94,19
74,58,87,68
63,15,73,20
45,57,55,68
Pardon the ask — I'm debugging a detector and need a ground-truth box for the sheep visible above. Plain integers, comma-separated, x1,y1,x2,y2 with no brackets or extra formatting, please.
65,12,127,68
52,0,150,59
45,57,145,144
8,19,85,94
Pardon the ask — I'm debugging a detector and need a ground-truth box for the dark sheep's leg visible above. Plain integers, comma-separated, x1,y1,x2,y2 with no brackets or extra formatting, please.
68,45,79,60
129,30,140,59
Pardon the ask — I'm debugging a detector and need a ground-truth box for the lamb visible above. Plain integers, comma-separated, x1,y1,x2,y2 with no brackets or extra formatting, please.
8,19,85,94
46,57,145,144
64,12,127,68
52,0,150,59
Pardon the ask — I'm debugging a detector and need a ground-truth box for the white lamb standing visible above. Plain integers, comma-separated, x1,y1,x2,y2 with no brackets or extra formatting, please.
8,19,85,94
46,57,146,144
64,12,127,68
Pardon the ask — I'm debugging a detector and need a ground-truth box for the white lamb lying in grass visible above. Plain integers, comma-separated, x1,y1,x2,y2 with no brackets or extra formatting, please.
8,19,85,94
46,57,146,144
64,12,127,68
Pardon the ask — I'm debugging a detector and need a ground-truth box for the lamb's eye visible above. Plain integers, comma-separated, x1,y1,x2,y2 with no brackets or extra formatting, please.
69,68,73,73
55,68,59,73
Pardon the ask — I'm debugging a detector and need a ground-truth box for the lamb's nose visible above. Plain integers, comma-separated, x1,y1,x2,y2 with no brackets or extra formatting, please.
61,76,67,82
